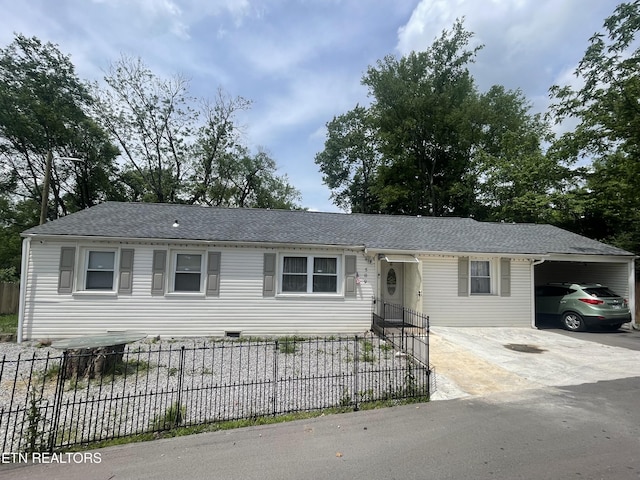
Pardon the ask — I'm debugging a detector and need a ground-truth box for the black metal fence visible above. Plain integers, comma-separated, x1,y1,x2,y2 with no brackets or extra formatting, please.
371,298,429,363
1,334,430,453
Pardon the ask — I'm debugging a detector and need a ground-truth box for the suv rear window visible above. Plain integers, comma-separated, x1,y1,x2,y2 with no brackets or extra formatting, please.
583,287,619,298
537,286,575,296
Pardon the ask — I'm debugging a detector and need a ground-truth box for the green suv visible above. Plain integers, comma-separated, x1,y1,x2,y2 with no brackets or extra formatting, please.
535,283,631,331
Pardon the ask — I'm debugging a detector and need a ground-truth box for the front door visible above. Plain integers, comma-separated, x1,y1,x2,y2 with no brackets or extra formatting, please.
382,262,403,307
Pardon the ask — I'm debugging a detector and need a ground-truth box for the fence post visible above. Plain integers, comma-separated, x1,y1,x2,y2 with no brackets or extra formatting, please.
176,346,185,426
272,340,278,416
353,336,359,411
48,352,68,452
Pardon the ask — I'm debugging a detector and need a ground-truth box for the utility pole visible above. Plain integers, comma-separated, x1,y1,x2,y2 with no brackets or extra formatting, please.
39,151,85,224
39,150,53,225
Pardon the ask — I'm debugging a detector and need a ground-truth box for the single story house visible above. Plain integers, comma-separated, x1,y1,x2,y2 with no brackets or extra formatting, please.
17,202,636,341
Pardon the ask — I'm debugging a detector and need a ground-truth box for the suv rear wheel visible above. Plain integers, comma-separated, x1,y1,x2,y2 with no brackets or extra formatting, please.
562,312,585,332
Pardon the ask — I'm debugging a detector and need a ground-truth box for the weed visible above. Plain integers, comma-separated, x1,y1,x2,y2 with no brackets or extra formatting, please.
360,340,376,363
66,379,87,392
277,336,302,354
339,388,351,407
358,389,375,402
168,367,178,377
24,386,47,453
110,359,151,376
151,402,185,431
41,364,62,382
380,342,394,352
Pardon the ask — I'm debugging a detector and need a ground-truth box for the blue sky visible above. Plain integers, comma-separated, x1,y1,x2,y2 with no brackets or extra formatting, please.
1,0,621,212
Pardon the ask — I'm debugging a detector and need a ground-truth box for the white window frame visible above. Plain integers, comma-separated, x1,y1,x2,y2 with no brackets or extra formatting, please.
279,254,342,295
170,250,205,294
76,247,119,294
469,258,496,295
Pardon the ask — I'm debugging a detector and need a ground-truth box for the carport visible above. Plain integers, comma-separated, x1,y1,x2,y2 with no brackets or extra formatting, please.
533,253,636,328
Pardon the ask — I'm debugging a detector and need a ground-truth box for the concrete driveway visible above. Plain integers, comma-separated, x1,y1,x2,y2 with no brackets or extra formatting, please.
429,326,640,400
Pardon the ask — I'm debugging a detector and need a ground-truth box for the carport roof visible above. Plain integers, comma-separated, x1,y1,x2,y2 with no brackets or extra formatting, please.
23,202,633,257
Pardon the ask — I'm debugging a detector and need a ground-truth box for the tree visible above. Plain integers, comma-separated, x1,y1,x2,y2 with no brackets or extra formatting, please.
95,58,301,209
0,35,118,220
314,106,382,213
549,1,640,253
95,55,194,203
363,20,481,216
474,86,575,223
316,20,555,219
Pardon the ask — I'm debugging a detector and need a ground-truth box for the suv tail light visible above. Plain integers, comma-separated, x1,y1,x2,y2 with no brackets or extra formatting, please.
579,298,604,305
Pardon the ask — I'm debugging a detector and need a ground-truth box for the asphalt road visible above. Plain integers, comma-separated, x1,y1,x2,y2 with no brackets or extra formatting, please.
2,376,639,480
537,323,640,351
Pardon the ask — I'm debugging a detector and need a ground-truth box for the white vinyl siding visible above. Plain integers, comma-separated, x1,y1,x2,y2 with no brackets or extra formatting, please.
424,256,531,327
21,242,373,339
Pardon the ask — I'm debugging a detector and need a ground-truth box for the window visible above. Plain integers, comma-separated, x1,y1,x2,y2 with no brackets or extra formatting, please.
281,255,339,294
85,250,116,290
313,257,337,293
282,257,307,292
174,253,203,292
470,260,491,294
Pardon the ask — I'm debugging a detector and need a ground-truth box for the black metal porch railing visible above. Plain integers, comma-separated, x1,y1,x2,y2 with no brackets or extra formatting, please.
371,297,429,335
371,297,429,368
0,335,431,453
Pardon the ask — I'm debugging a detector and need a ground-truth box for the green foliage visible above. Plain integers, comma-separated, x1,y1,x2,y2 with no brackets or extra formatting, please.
24,387,48,453
0,314,17,334
339,388,352,407
316,19,556,220
277,336,304,354
549,1,640,255
151,402,185,431
360,340,376,363
95,57,301,208
314,106,382,213
473,86,576,223
40,364,61,382
363,20,482,216
109,359,151,377
0,266,18,282
0,35,119,222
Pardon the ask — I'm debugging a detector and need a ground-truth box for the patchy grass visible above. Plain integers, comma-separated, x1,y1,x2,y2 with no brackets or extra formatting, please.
74,397,430,452
0,313,18,335
277,336,306,354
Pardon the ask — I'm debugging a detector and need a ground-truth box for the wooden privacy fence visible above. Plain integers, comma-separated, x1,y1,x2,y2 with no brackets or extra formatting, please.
0,282,19,315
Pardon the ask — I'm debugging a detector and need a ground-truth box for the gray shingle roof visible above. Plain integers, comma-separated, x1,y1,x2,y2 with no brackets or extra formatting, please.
22,202,633,256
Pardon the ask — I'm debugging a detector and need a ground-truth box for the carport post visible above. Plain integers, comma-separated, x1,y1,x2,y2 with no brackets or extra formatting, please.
531,259,546,328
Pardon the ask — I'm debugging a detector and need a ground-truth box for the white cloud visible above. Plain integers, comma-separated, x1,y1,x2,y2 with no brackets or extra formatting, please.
396,0,619,114
0,0,624,212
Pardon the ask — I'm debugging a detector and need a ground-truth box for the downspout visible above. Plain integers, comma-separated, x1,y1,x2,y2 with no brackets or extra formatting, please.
628,259,637,329
530,259,546,329
17,237,31,343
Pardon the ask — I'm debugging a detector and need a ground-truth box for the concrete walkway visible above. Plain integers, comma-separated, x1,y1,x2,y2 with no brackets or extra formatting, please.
429,327,640,400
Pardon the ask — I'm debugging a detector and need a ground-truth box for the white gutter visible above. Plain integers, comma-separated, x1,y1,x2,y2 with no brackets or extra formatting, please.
17,237,30,343
21,234,365,252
